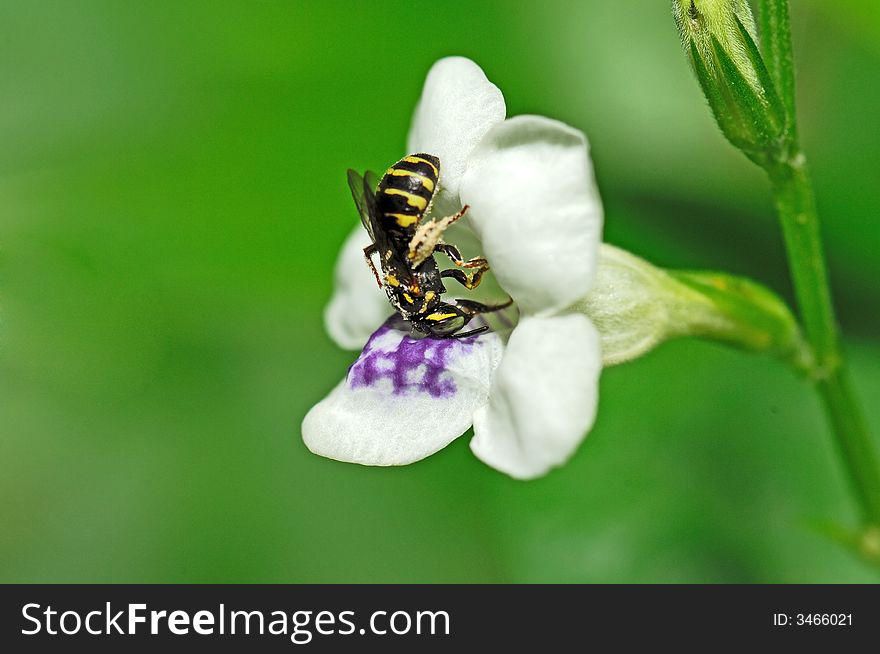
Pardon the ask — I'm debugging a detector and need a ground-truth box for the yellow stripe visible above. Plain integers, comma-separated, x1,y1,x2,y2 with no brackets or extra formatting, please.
387,168,435,192
402,293,414,304
382,188,427,211
426,312,457,321
385,274,399,287
418,291,437,314
403,155,439,177
386,212,419,228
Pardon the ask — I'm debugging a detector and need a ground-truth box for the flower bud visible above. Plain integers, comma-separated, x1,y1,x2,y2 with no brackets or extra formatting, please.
672,0,787,165
573,244,810,370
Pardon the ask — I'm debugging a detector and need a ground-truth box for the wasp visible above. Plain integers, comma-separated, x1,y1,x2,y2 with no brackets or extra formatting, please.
348,153,510,338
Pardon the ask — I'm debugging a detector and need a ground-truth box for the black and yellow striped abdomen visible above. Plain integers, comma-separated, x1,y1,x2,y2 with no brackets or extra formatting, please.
375,153,439,242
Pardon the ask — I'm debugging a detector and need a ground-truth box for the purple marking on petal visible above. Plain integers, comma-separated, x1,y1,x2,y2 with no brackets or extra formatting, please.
347,317,479,398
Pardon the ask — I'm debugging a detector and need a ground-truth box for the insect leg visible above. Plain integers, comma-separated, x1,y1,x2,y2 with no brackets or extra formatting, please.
440,247,490,290
362,243,382,289
451,326,488,338
414,303,468,338
436,203,470,230
415,298,511,338
433,243,488,269
441,296,513,338
440,266,488,290
407,204,471,267
453,297,514,316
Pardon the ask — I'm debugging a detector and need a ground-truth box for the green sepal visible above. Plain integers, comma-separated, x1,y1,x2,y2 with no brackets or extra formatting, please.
689,38,733,137
710,34,779,163
733,13,788,147
756,0,797,142
574,245,812,373
668,269,812,372
813,521,880,570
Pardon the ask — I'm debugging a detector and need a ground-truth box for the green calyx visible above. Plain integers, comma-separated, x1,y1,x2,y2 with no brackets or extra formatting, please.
667,268,811,372
574,244,811,373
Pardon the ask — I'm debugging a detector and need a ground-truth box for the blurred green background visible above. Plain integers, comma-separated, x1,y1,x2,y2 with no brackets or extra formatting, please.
2,0,879,583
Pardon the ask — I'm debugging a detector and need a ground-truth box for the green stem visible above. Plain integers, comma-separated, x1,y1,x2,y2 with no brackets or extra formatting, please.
767,156,880,524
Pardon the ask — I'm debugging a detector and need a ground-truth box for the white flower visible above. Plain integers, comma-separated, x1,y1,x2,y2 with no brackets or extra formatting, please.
303,57,604,479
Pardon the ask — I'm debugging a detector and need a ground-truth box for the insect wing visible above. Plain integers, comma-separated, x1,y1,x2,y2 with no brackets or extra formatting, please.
347,168,376,240
360,174,389,249
364,169,380,195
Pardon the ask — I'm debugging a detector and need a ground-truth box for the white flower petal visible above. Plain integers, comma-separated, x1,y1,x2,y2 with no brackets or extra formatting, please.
460,115,603,314
324,226,393,350
407,57,506,217
303,317,504,466
470,314,601,479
